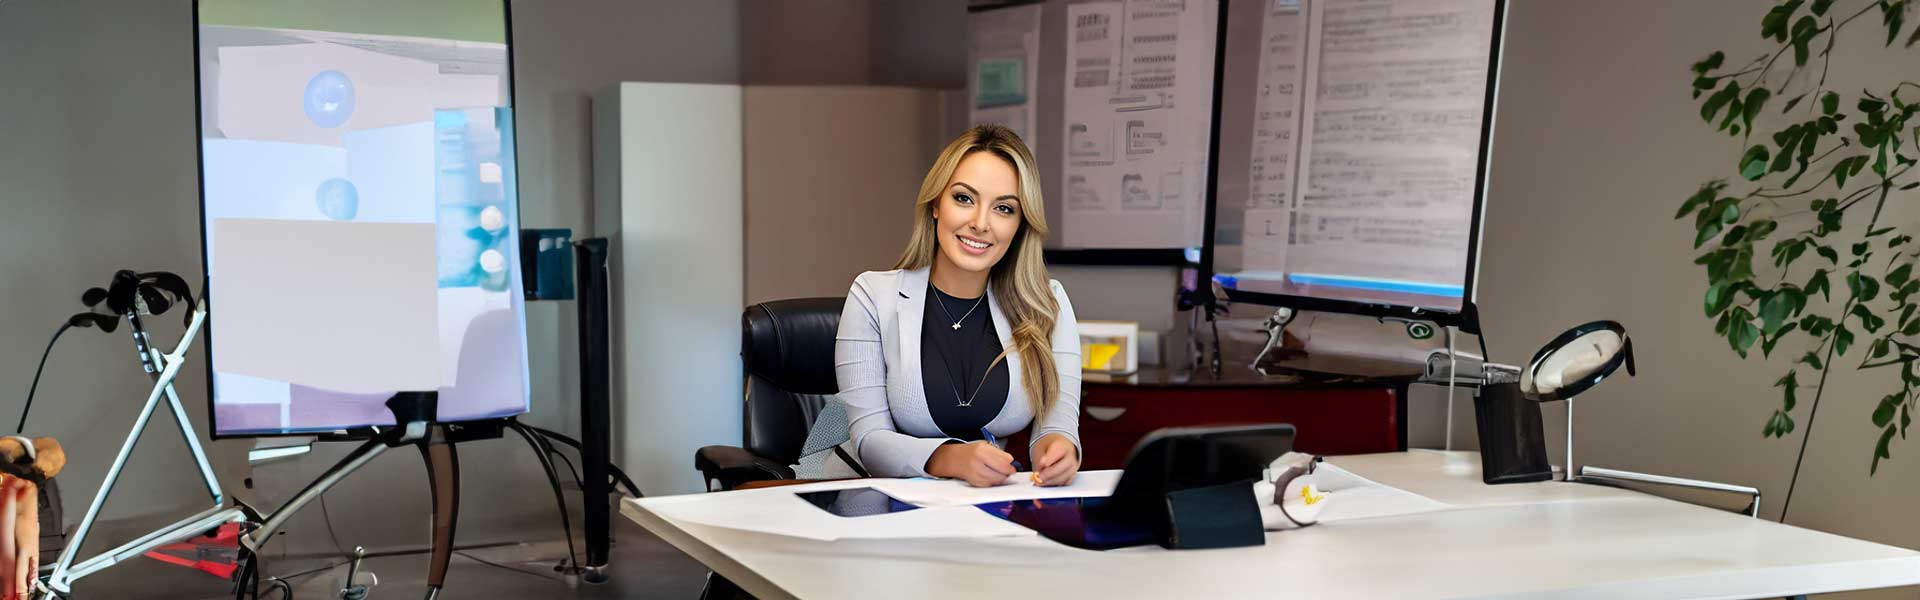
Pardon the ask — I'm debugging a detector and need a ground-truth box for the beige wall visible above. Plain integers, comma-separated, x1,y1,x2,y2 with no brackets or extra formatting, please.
743,87,948,305
1482,2,1920,595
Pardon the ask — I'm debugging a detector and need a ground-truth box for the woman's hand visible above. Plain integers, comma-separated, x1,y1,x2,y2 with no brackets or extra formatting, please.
1031,434,1080,487
928,441,1016,487
9,479,32,600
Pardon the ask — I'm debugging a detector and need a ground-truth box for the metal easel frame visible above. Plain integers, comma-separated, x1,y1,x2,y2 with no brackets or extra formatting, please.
41,298,430,596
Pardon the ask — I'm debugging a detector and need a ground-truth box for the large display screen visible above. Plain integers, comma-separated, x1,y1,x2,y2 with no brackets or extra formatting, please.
194,0,529,436
1208,0,1503,321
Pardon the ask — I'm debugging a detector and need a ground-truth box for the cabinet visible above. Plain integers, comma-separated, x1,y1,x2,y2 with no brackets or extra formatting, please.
1014,369,1405,470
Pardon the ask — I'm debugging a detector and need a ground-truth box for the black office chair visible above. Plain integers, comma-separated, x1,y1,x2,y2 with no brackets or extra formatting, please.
695,297,866,492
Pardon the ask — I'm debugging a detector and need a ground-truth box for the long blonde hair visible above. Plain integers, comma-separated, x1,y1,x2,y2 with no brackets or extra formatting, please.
894,125,1061,417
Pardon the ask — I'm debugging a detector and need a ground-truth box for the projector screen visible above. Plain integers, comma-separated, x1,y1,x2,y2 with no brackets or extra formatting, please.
1206,0,1503,323
194,0,529,436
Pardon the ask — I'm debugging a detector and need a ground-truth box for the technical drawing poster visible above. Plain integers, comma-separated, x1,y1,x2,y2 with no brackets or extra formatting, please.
1061,0,1216,249
969,4,1042,144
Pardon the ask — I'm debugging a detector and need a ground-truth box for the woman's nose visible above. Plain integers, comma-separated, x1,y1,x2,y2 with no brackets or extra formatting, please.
968,206,990,231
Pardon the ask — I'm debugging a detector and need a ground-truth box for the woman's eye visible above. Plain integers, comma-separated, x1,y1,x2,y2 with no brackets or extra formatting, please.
994,204,1016,215
954,193,973,205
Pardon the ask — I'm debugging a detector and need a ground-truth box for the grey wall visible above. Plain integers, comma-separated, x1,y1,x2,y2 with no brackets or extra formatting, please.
0,0,248,533
1481,2,1920,596
0,0,742,556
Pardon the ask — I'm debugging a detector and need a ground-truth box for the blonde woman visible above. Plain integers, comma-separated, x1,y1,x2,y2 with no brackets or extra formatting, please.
835,125,1082,488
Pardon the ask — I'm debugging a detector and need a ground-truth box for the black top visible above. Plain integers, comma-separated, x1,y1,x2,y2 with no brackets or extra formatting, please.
921,283,1010,441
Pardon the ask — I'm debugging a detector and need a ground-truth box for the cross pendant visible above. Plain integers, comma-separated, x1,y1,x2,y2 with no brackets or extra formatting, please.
951,323,961,330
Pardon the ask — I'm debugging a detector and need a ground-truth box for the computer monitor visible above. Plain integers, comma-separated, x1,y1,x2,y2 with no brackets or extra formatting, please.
1204,0,1506,327
193,0,529,436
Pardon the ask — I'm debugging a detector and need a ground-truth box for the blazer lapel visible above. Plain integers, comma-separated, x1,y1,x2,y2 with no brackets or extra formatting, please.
898,267,929,406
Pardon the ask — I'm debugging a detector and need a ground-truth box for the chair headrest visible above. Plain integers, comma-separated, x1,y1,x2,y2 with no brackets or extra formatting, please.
743,298,845,395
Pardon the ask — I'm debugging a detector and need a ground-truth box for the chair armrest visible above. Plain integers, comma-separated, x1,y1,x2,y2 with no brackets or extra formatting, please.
695,445,795,491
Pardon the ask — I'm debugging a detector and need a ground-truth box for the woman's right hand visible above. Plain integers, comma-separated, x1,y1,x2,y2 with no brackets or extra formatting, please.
928,441,1016,487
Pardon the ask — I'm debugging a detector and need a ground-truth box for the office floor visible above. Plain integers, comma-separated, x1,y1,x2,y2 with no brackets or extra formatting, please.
70,517,710,599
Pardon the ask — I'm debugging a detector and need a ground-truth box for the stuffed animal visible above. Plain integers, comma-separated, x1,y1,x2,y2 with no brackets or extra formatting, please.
0,436,63,600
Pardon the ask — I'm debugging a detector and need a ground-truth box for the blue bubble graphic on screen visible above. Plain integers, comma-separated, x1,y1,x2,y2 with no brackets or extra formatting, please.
303,70,356,128
316,178,359,220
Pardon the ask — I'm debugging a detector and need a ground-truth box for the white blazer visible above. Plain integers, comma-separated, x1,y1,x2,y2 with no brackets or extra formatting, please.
833,267,1082,478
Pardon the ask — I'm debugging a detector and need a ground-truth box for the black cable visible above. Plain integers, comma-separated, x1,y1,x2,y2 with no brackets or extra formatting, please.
511,425,580,576
317,492,349,559
525,425,643,497
20,323,73,433
260,577,294,600
454,550,562,582
547,445,586,490
271,560,349,582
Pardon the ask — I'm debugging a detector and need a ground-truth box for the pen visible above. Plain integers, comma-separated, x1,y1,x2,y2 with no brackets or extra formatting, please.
979,427,1026,472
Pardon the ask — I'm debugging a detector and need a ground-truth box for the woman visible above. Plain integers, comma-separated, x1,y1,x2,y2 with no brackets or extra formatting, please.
834,124,1081,488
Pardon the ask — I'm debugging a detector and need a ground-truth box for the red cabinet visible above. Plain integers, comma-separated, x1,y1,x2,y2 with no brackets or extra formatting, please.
1014,375,1404,470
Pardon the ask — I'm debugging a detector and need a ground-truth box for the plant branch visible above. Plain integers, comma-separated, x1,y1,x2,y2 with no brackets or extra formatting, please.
1781,309,1844,523
1751,143,1855,198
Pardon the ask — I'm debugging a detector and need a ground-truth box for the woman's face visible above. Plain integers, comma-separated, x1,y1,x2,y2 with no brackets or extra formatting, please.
934,151,1023,277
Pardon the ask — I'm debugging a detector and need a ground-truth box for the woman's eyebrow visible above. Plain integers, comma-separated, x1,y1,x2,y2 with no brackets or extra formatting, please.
952,181,1018,202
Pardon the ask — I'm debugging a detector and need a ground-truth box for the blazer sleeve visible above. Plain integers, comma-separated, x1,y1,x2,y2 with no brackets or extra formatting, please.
1029,280,1083,459
834,274,955,478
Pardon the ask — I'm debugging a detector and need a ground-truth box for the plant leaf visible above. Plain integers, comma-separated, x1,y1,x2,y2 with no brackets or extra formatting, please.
1692,50,1726,75
1675,182,1721,219
1823,91,1840,116
1778,370,1801,412
1743,87,1771,133
1801,350,1825,370
1874,425,1896,474
1876,393,1902,427
1838,325,1856,356
1704,83,1741,123
1706,282,1735,316
1763,291,1796,334
1741,145,1772,180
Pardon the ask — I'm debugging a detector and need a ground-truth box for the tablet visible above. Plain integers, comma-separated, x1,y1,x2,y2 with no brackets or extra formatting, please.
795,488,921,518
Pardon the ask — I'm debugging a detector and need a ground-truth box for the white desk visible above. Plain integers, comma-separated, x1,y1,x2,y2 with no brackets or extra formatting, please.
623,451,1920,599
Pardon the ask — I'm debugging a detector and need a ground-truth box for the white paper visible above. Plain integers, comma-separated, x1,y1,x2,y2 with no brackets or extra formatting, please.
1256,462,1450,527
871,469,1123,508
1060,0,1215,249
637,482,1037,542
1274,0,1495,287
968,4,1042,144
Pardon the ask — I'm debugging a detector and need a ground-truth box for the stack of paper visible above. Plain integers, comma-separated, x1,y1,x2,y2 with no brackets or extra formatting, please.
871,470,1122,507
636,481,1036,542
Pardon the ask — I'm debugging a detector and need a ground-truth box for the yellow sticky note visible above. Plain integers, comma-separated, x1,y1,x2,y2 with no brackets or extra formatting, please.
1084,343,1122,370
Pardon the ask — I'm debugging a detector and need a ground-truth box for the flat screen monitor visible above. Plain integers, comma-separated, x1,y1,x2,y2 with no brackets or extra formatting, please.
193,0,529,436
1205,0,1505,326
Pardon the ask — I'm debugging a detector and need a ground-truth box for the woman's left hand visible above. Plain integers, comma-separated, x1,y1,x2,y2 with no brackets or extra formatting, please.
1031,433,1080,487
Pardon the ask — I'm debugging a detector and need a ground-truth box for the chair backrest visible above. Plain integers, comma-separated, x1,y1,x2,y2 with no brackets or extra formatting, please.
741,297,844,465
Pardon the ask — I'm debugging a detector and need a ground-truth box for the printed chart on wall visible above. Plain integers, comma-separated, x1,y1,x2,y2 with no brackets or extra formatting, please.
969,4,1042,144
1060,0,1218,249
1232,0,1497,312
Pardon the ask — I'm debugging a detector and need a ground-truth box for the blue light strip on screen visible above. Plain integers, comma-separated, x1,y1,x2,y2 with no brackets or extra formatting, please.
1287,273,1465,297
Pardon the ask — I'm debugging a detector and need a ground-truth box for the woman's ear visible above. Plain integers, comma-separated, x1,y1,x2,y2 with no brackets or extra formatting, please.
31,438,63,479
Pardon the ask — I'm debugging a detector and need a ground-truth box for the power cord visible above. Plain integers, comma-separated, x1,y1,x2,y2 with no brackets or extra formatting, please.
317,492,350,559
454,550,563,583
19,322,74,433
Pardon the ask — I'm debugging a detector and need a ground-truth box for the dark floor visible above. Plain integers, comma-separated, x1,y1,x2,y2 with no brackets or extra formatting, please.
71,517,710,599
